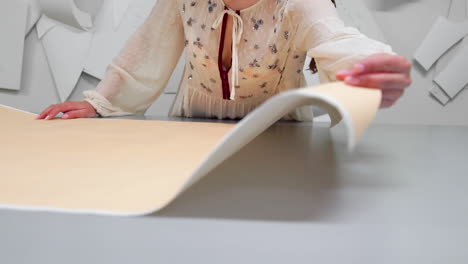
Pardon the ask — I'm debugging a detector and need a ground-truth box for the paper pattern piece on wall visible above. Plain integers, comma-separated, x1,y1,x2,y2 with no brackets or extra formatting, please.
335,0,386,42
434,43,468,98
36,14,59,38
84,0,157,79
429,0,468,104
413,17,468,71
22,0,42,35
0,1,28,91
113,0,133,30
414,0,468,105
37,0,93,30
0,82,381,216
36,16,93,102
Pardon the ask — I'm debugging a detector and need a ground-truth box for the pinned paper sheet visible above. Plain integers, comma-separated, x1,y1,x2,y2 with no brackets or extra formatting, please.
335,0,386,42
0,1,28,91
0,82,381,216
36,16,93,102
113,0,132,30
37,0,93,30
84,0,157,79
434,44,468,98
430,39,459,105
414,17,468,71
22,0,42,35
36,14,58,39
429,0,468,104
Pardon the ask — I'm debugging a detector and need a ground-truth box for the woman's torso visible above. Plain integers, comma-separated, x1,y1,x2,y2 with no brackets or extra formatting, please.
170,0,312,120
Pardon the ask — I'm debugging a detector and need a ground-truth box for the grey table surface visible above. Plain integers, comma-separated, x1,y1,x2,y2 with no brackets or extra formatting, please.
1,118,468,264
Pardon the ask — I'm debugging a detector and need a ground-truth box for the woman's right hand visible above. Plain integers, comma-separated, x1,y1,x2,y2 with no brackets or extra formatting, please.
36,101,97,120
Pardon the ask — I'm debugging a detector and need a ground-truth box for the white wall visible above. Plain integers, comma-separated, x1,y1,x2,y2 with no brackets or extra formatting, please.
1,0,466,125
0,0,177,117
367,0,468,126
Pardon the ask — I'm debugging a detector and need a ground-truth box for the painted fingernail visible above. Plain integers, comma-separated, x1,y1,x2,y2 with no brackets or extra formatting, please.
345,76,360,85
337,70,350,76
62,114,69,119
353,63,365,73
45,115,50,120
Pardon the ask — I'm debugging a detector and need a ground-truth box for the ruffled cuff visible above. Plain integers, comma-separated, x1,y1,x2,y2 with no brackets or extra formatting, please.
308,38,395,82
83,90,133,117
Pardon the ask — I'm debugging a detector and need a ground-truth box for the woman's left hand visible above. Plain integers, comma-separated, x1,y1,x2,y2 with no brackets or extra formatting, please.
336,53,412,108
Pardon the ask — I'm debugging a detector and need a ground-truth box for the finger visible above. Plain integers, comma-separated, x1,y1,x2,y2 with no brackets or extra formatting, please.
45,104,74,120
62,109,89,119
383,89,404,101
349,54,412,76
44,102,83,120
336,64,365,80
336,69,353,80
380,89,406,108
44,106,62,120
345,63,366,76
36,105,56,119
381,98,396,108
345,73,411,90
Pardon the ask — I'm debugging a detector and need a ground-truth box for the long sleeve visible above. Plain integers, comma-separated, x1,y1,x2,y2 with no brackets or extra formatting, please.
290,0,394,83
83,0,185,116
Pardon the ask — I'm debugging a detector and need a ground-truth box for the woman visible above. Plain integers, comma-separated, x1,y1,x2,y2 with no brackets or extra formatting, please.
37,0,412,120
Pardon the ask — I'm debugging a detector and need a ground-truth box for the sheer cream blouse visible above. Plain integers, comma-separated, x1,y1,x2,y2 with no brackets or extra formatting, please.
84,0,393,120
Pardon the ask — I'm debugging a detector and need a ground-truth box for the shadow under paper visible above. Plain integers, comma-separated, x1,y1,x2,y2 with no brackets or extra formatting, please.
155,124,343,222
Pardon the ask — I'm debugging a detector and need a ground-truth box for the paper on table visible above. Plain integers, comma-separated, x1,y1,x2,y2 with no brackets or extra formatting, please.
428,0,467,105
0,82,381,216
84,0,157,79
414,17,468,71
37,0,93,30
0,1,28,91
36,16,93,102
335,0,386,42
183,83,381,189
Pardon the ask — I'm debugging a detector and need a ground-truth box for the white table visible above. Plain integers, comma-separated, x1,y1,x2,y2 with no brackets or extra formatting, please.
1,121,467,263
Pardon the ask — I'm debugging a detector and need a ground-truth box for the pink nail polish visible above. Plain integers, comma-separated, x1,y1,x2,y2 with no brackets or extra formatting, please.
337,70,348,75
354,64,365,73
62,114,69,119
345,76,359,85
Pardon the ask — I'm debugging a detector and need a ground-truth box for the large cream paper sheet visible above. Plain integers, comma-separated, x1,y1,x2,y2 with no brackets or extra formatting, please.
0,82,381,216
